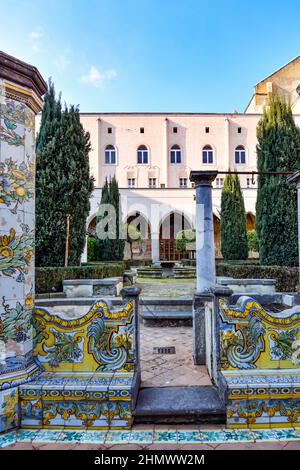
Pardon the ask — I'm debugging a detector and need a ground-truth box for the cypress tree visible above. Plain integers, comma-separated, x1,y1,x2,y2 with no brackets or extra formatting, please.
220,173,248,260
256,95,300,266
35,81,94,266
95,177,125,261
110,176,125,260
35,80,63,266
95,178,111,261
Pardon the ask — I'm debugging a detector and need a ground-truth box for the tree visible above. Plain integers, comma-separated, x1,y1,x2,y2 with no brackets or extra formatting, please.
256,95,300,266
35,81,94,266
247,229,259,253
125,223,142,259
95,177,125,261
220,173,248,260
176,229,196,253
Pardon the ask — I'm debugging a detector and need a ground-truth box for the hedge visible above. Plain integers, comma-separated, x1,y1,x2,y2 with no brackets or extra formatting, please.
36,262,126,294
216,263,299,292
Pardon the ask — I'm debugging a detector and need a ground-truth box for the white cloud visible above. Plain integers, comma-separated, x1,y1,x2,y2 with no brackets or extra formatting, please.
28,29,44,54
80,65,117,88
53,52,70,70
28,30,43,39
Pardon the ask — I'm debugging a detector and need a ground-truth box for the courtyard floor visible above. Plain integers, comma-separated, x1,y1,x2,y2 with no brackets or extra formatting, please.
140,324,210,387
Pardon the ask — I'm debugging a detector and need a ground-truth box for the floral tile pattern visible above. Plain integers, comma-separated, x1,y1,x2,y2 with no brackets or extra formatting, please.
1,427,300,448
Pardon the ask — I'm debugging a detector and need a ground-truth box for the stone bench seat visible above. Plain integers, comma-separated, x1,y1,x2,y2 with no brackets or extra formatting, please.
222,370,300,429
63,277,123,298
20,371,136,429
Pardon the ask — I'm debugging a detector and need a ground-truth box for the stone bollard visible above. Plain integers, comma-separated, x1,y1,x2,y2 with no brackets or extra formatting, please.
0,51,46,432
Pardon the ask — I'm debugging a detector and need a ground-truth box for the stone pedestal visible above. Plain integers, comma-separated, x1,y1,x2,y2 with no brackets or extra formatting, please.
190,171,217,364
288,171,300,290
0,51,46,432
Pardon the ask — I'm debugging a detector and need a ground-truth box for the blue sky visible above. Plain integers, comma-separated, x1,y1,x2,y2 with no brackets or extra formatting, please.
1,0,300,112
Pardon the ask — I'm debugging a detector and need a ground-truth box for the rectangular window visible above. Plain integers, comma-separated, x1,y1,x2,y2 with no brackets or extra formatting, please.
216,178,224,188
137,149,148,164
173,127,178,133
205,127,210,133
128,178,136,188
140,127,144,133
179,178,187,188
238,127,242,134
108,127,112,134
149,178,157,188
160,183,165,188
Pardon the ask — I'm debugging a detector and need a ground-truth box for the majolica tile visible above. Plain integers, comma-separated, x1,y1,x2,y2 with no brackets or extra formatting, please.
129,430,154,444
0,386,19,432
153,430,178,442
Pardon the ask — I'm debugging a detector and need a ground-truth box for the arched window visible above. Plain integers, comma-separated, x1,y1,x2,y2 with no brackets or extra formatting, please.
235,145,246,164
105,145,116,164
202,145,214,164
137,145,149,164
170,145,181,164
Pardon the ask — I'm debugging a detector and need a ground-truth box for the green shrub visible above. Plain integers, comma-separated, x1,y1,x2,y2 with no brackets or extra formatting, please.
247,230,259,252
87,237,97,262
216,263,298,292
36,262,126,293
176,229,196,253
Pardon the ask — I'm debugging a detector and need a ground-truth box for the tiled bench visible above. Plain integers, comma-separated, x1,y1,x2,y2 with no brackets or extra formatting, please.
223,370,300,429
20,371,136,429
20,288,140,431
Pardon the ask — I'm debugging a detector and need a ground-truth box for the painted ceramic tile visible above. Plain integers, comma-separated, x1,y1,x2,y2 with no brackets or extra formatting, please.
0,386,19,432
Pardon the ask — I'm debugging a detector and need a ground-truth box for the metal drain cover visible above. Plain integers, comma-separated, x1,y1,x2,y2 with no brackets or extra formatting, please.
153,347,176,354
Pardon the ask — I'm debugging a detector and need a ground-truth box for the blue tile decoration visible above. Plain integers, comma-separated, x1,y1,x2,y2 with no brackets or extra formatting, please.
1,428,300,448
219,296,300,429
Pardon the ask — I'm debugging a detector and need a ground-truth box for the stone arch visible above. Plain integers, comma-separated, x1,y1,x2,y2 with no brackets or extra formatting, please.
124,211,152,260
159,211,193,261
246,212,255,231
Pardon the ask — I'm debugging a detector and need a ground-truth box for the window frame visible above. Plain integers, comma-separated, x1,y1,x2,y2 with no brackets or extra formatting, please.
104,145,117,165
128,178,136,188
179,177,188,188
170,145,182,164
235,145,246,165
137,145,149,165
202,145,214,164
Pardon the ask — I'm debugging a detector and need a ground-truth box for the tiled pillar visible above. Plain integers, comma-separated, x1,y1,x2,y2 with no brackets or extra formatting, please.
0,52,46,432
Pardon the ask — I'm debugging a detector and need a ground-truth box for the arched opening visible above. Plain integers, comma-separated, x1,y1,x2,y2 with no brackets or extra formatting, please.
87,216,96,236
246,212,255,231
124,212,151,260
202,145,214,164
159,212,193,261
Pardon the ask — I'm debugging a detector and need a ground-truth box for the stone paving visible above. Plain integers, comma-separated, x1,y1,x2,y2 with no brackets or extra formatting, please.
140,324,210,387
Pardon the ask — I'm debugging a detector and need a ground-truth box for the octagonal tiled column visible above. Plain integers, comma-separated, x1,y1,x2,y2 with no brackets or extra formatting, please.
0,52,46,431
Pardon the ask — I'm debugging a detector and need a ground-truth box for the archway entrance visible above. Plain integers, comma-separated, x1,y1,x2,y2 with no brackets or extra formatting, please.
125,212,151,260
159,212,193,261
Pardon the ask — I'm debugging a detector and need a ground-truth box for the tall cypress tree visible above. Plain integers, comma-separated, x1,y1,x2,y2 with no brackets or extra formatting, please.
220,173,248,260
110,176,125,260
95,177,125,261
35,81,94,266
35,80,63,266
256,95,300,266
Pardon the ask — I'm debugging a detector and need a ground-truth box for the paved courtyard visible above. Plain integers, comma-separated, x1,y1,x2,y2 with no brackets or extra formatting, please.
140,324,210,387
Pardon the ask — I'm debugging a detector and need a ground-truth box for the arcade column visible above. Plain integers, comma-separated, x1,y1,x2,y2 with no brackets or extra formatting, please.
189,170,217,364
0,51,47,432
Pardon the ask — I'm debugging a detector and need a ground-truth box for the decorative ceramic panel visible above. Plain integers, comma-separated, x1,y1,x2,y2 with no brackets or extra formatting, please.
33,298,135,373
219,296,300,370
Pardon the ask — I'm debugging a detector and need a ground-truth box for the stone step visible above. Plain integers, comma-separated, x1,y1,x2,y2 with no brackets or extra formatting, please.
133,386,226,424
